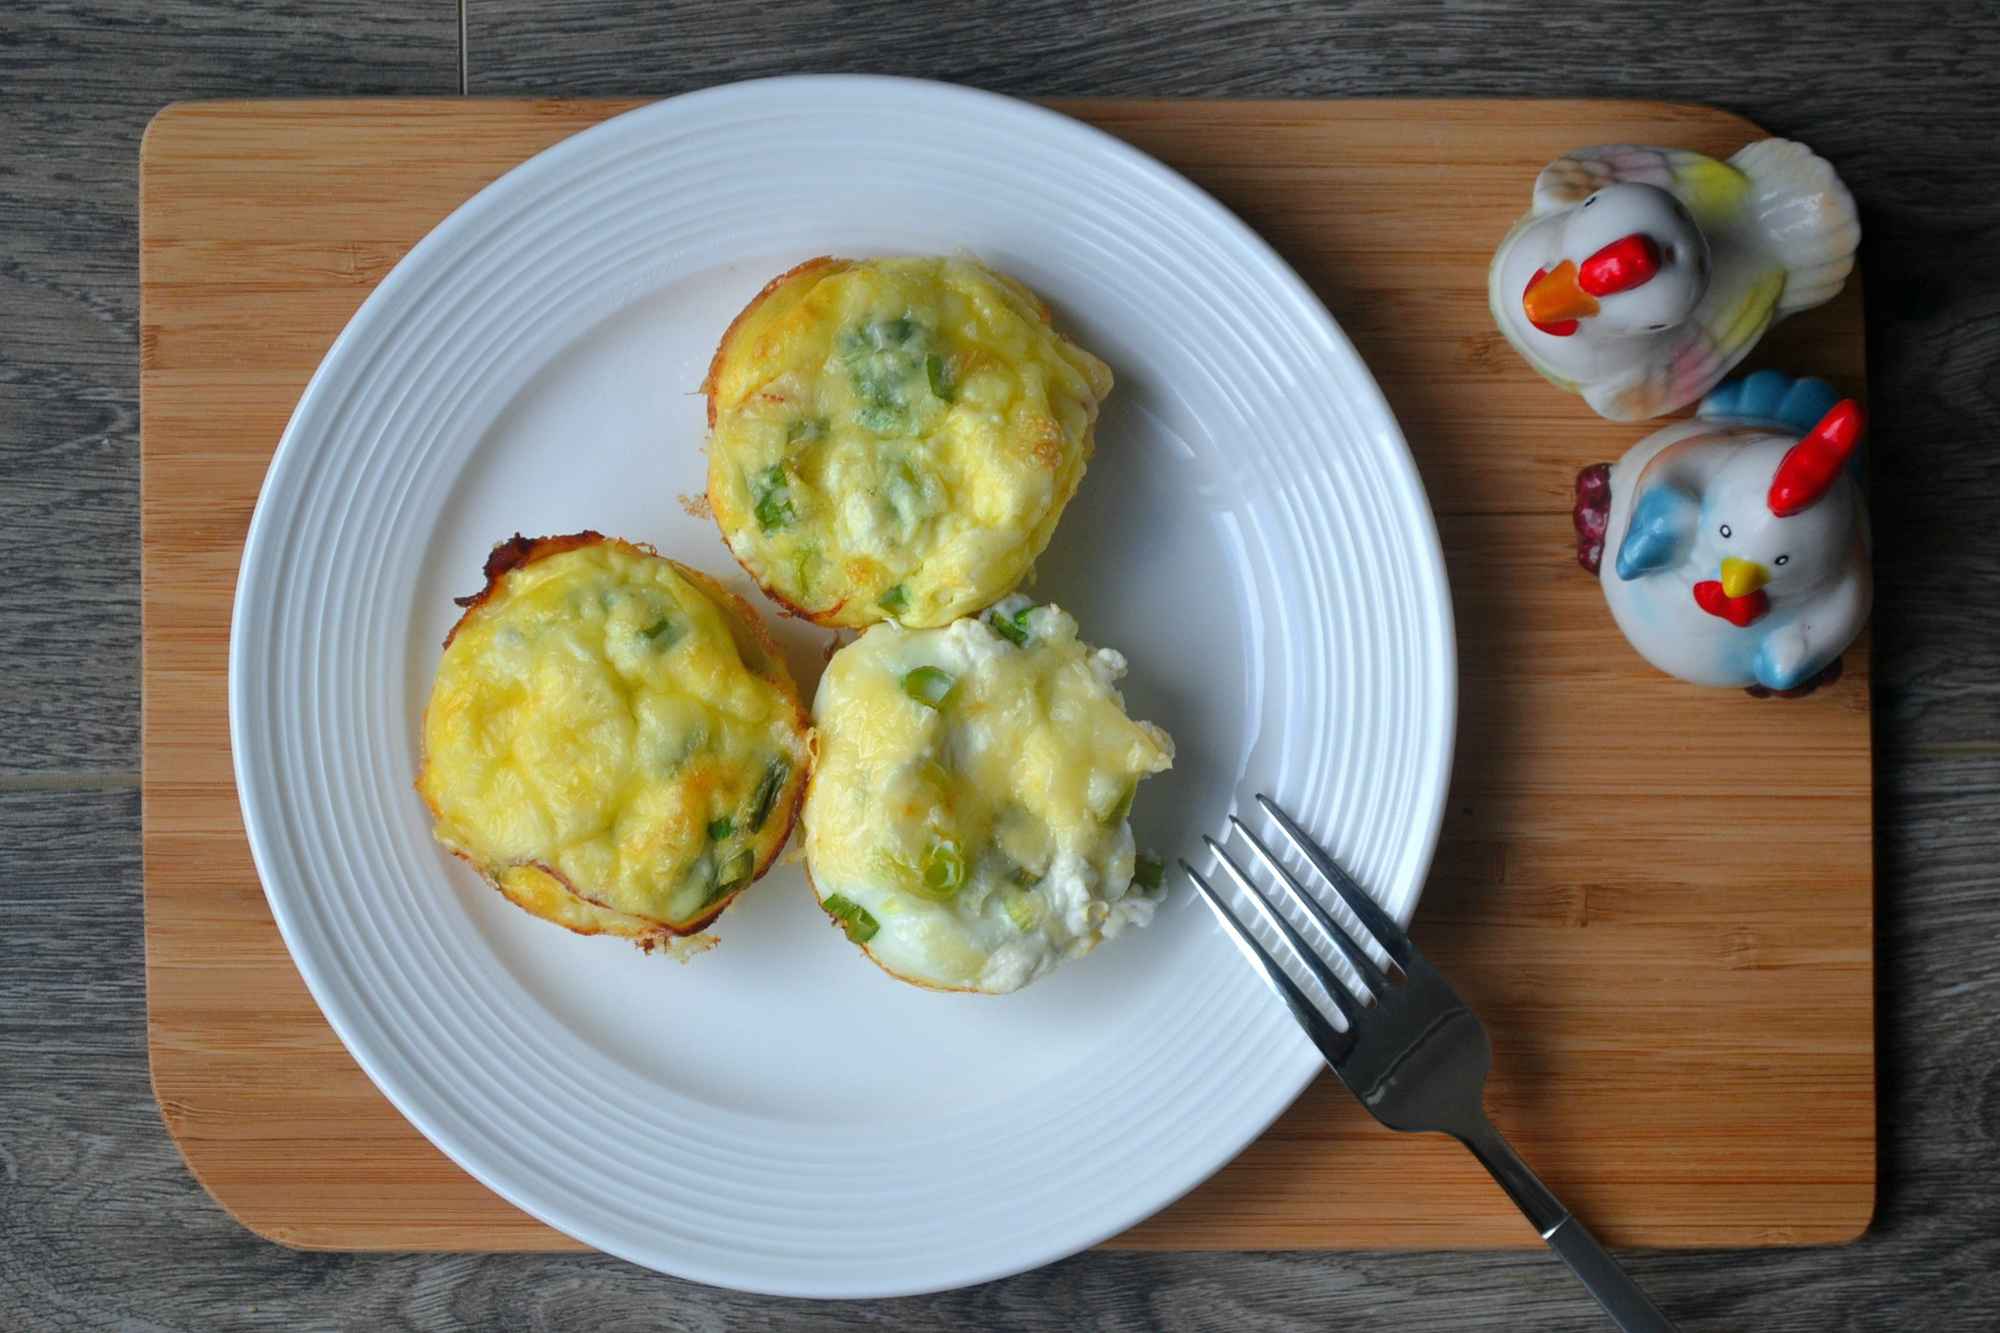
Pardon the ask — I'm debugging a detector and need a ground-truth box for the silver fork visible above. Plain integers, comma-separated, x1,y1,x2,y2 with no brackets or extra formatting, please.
1183,795,1678,1333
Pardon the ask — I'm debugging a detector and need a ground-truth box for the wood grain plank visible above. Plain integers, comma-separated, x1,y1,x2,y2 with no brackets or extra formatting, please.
140,96,1873,1264
0,2,460,779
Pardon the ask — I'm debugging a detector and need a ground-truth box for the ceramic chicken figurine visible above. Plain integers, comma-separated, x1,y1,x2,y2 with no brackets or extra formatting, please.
1574,371,1869,692
1491,141,1859,421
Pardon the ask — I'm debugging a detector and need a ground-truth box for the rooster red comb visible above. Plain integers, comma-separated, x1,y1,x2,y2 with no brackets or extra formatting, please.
1578,234,1662,297
1768,399,1864,516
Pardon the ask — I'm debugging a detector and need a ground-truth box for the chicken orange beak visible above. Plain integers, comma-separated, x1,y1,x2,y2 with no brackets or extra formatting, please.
1523,260,1600,327
1720,557,1770,599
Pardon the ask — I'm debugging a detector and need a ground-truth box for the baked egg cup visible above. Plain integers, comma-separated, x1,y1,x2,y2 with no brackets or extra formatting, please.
703,255,1114,630
417,532,811,950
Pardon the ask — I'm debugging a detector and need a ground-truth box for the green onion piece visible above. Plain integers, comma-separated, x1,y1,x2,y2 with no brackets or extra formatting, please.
752,466,795,532
747,758,790,832
823,893,880,944
878,316,917,345
901,666,956,708
685,854,720,904
1003,888,1043,932
854,404,906,435
1008,863,1042,888
786,415,827,445
706,816,733,842
926,353,955,402
716,847,755,889
916,840,966,901
986,607,1031,646
640,616,683,647
877,584,909,615
1133,854,1166,892
1102,780,1138,826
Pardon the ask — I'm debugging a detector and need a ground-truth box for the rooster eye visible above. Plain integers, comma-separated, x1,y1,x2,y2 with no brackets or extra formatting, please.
1583,195,1596,208
1649,323,1669,331
1719,524,1732,538
1775,554,1789,566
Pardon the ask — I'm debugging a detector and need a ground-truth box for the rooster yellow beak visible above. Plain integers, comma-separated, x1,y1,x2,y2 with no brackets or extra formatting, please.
1523,259,1601,326
1720,556,1769,598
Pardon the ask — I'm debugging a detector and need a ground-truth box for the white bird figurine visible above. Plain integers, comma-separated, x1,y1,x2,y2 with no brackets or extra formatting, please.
1574,371,1870,693
1490,140,1859,421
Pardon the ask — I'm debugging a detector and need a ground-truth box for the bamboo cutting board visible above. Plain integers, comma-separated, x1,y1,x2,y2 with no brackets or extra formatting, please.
141,98,1873,1253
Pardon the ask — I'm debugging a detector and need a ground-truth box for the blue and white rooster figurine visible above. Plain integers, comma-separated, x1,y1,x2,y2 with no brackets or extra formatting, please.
1574,372,1870,694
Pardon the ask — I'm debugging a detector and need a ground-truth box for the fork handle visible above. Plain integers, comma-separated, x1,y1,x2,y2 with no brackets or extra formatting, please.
1460,1122,1679,1333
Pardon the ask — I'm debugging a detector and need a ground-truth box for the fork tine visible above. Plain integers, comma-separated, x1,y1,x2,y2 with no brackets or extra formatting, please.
1202,836,1363,1025
1181,861,1353,1064
1229,815,1394,999
1256,793,1413,968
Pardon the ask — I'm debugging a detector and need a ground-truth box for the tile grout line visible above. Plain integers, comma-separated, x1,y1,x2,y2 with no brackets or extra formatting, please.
458,0,468,95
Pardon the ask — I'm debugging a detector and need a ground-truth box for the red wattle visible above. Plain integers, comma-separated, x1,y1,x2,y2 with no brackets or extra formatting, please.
1693,580,1769,628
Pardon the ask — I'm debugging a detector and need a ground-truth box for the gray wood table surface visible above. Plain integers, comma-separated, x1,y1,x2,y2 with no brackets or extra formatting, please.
4,2,1997,1328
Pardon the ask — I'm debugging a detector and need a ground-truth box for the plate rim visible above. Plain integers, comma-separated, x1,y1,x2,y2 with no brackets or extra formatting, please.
228,73,1458,1296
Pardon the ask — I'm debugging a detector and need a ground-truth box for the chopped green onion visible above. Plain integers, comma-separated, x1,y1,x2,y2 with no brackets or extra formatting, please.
786,415,827,445
747,758,790,832
707,816,734,842
1102,780,1138,826
855,403,906,434
716,847,755,889
926,353,955,402
1133,854,1166,893
916,840,966,901
640,616,683,647
685,854,720,904
1003,888,1043,932
877,584,909,615
877,316,917,346
752,466,795,532
986,607,1031,647
901,666,956,708
823,893,880,944
1009,863,1042,888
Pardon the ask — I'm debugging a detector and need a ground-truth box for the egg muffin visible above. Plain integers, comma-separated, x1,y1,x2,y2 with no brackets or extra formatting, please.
417,533,811,949
801,596,1174,993
703,256,1114,629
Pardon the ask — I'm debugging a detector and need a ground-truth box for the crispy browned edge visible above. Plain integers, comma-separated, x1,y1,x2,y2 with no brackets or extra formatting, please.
700,256,861,626
698,255,847,430
416,531,812,947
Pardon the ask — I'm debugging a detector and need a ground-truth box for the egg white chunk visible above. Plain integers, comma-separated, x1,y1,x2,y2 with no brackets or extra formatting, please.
803,598,1174,993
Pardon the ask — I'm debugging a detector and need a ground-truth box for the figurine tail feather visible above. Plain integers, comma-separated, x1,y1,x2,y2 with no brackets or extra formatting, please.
1698,370,1840,437
1728,138,1859,314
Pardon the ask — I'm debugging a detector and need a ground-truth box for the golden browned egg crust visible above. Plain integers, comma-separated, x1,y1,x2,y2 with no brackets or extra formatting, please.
417,533,810,947
703,255,1114,629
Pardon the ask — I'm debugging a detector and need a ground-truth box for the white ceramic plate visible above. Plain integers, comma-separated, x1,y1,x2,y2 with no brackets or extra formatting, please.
230,76,1455,1297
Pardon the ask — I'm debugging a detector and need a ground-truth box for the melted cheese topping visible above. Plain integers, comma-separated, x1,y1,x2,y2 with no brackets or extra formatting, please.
706,256,1114,628
802,598,1173,992
418,541,809,932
